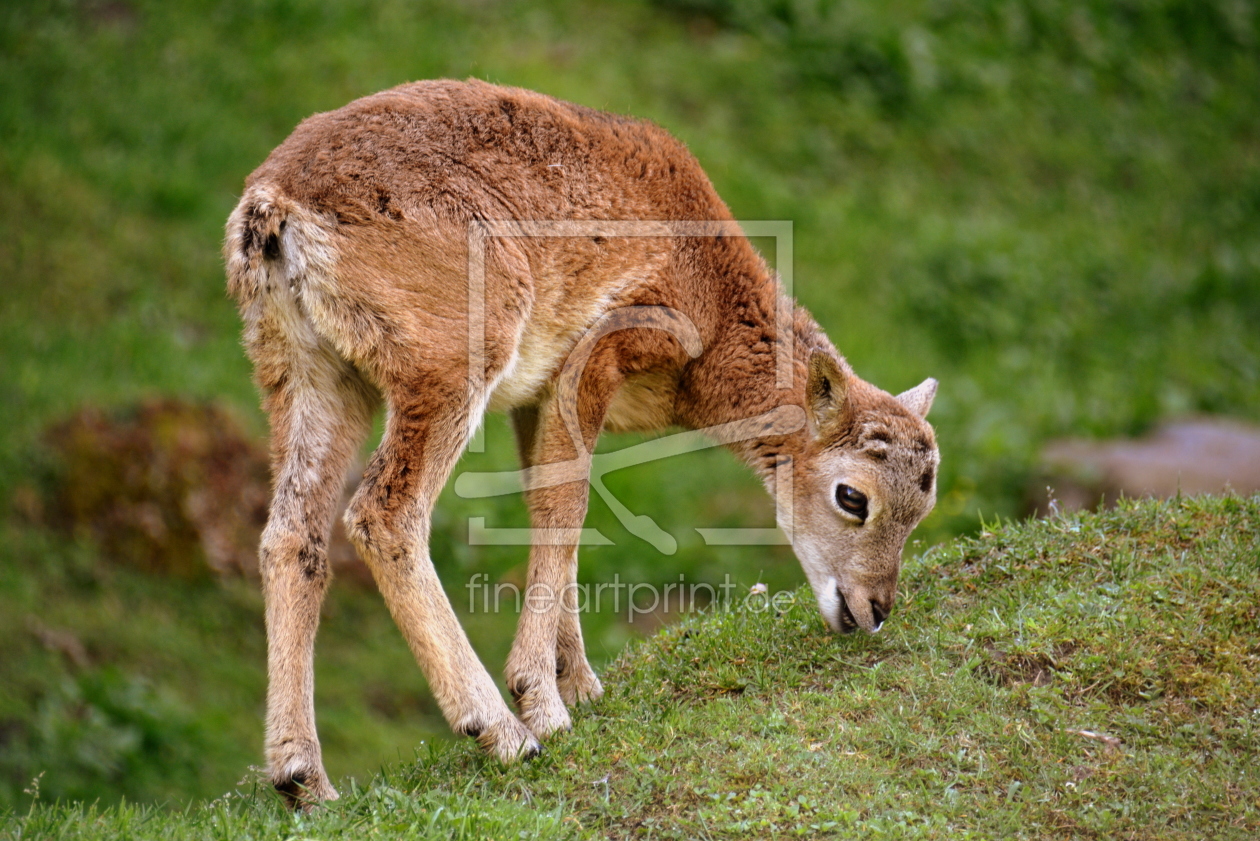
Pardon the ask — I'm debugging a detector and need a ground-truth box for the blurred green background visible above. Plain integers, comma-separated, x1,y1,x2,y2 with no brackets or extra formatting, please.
2,0,1258,807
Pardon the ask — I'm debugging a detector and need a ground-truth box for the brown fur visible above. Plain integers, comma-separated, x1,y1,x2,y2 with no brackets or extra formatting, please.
224,78,939,807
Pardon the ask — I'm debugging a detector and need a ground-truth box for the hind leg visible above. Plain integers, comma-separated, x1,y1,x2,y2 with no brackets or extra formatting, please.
345,377,539,761
259,354,377,808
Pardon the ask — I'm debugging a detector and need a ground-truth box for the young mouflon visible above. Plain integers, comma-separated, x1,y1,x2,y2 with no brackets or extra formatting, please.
224,78,939,807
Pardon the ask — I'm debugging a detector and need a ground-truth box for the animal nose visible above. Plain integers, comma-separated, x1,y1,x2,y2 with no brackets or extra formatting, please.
834,586,894,633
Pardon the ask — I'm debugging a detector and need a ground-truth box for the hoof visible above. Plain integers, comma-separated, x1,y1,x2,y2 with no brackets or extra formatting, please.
273,770,339,810
516,686,573,740
268,737,338,810
465,713,543,763
557,662,604,707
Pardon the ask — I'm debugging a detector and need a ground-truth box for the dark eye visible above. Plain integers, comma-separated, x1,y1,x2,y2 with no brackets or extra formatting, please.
835,484,868,521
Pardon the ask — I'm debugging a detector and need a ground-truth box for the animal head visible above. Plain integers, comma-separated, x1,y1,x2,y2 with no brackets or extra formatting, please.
783,350,939,634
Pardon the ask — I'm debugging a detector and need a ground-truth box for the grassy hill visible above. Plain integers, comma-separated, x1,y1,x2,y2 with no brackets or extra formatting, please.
2,0,1259,817
5,495,1258,838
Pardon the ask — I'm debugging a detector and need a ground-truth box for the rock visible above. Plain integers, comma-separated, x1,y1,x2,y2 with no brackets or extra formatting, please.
1031,417,1260,515
42,399,371,582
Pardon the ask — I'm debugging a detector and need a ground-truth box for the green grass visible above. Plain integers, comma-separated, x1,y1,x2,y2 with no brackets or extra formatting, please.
2,0,1259,815
5,495,1258,838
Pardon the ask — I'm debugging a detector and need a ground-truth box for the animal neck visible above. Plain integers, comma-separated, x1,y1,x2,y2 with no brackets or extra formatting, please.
675,259,839,485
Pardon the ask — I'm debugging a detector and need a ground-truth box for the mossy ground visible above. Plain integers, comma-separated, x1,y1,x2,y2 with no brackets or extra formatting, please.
6,495,1257,839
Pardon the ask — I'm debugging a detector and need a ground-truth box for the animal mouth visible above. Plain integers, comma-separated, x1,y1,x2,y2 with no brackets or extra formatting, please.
836,588,858,634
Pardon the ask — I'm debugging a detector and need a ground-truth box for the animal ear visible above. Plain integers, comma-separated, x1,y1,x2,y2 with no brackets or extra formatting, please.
806,351,848,435
896,378,938,418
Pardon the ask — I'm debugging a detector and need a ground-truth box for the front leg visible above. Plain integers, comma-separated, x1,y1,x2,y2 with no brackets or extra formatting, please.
509,408,604,717
505,550,607,734
346,386,540,763
506,538,581,739
556,552,604,706
506,378,617,738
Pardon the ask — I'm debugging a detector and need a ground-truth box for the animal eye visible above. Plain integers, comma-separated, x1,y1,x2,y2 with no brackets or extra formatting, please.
835,484,868,521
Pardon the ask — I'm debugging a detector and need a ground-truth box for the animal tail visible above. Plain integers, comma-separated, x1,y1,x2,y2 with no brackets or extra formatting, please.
224,184,294,307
